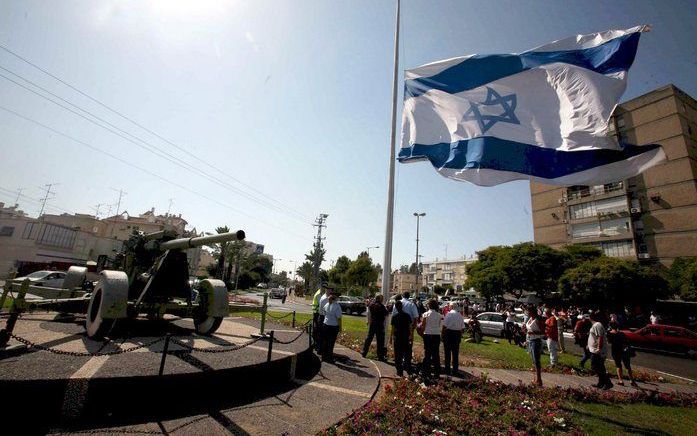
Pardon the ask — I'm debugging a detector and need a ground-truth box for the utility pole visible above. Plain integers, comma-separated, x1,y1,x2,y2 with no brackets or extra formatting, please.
167,198,174,215
14,187,23,206
311,213,328,293
38,183,58,217
111,188,127,216
92,203,107,220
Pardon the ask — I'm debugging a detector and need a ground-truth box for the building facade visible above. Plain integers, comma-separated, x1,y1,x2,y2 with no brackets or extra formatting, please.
420,257,475,290
391,271,418,295
0,205,209,278
530,85,697,266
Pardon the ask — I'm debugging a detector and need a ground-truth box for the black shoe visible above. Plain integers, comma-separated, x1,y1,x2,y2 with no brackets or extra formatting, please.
603,383,613,390
592,383,604,388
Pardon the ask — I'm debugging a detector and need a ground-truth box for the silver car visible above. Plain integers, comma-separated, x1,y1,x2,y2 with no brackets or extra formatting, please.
466,312,525,337
15,270,66,288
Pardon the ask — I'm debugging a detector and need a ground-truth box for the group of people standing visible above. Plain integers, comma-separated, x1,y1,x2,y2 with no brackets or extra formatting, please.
524,305,636,388
365,292,467,380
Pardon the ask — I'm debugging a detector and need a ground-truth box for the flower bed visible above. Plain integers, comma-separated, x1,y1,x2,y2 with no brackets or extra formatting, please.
323,377,697,435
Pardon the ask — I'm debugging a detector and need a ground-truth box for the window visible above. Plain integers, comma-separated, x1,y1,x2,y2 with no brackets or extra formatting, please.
22,222,38,239
0,226,14,236
664,328,683,338
37,223,77,249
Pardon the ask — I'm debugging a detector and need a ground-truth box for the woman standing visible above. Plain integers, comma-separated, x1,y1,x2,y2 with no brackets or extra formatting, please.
419,299,443,380
524,305,545,386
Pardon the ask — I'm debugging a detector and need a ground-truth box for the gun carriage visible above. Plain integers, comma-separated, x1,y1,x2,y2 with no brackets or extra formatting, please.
3,229,244,339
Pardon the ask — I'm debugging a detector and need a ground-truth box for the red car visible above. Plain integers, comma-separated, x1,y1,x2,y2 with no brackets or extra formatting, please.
622,324,697,354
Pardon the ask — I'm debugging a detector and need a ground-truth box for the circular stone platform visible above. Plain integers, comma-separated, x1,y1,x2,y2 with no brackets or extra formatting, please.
0,312,314,433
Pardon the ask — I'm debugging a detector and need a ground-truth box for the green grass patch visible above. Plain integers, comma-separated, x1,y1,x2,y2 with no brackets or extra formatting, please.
569,402,697,435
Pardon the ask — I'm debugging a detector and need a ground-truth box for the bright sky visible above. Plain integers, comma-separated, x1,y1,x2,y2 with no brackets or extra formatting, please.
1,0,696,275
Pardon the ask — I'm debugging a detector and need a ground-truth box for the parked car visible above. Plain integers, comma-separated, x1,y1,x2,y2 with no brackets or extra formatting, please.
622,324,697,354
270,287,286,299
337,295,366,315
15,270,66,288
464,312,525,338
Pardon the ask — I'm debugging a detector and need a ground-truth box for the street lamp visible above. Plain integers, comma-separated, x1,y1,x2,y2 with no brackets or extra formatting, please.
413,212,426,293
366,245,379,258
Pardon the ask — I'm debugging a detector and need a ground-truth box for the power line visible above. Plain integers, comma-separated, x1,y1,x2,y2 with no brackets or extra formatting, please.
0,47,313,223
0,68,311,225
0,186,72,215
0,104,309,241
38,182,58,216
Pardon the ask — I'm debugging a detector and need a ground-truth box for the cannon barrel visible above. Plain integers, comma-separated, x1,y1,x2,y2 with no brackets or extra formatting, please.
159,230,245,250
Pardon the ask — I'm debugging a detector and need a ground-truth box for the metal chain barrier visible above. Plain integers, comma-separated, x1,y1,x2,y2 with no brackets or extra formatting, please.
9,333,165,357
265,311,294,320
169,335,265,354
271,328,306,345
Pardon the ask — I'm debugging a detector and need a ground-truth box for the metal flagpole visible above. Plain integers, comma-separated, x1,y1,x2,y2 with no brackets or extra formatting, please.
381,0,400,302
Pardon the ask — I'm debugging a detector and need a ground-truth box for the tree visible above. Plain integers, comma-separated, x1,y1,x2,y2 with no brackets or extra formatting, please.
667,257,697,301
344,254,379,288
328,255,351,286
297,261,314,290
399,263,418,274
561,244,602,266
213,226,230,279
466,243,568,301
558,257,669,308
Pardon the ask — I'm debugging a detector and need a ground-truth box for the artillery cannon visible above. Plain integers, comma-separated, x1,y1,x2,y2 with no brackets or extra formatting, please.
85,229,245,338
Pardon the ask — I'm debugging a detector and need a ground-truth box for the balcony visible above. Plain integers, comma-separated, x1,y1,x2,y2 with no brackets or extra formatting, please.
564,183,626,205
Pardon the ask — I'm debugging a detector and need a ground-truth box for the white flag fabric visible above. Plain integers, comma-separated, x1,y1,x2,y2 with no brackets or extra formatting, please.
398,26,666,186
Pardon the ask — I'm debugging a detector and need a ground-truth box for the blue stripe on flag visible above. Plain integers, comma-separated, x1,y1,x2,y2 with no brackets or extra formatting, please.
405,32,640,98
398,137,660,179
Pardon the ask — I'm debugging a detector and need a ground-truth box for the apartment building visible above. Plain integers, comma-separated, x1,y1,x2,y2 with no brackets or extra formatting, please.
530,85,697,265
420,257,475,290
391,271,418,295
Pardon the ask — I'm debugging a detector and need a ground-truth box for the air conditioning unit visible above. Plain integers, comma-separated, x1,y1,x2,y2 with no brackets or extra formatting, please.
637,253,650,259
558,197,567,204
630,207,641,214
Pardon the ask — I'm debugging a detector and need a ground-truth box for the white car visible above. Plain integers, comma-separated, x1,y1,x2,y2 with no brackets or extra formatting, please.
465,311,525,337
270,288,286,299
15,270,67,288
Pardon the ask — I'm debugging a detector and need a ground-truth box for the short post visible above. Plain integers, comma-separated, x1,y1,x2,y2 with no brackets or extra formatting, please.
159,333,171,376
0,271,17,312
267,330,275,362
259,292,268,336
292,311,296,328
0,278,29,347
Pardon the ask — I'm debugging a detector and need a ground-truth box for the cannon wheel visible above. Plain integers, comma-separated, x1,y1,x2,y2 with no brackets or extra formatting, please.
86,270,128,339
194,316,223,335
193,279,228,335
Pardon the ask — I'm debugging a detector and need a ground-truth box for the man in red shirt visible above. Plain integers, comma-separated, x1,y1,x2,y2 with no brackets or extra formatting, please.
544,308,559,367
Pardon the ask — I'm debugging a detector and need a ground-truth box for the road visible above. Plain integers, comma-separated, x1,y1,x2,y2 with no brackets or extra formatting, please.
241,291,368,318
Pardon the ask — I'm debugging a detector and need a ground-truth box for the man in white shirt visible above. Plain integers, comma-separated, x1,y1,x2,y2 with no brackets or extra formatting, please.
419,299,443,380
442,302,465,376
316,289,330,353
321,293,342,363
588,311,612,390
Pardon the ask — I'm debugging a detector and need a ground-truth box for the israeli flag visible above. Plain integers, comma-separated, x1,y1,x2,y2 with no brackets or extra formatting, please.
398,26,666,186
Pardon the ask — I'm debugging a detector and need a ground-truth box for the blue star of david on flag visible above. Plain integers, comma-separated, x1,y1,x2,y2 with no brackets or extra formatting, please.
462,87,520,134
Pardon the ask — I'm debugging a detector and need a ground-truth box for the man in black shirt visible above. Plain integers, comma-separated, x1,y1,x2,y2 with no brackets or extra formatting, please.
362,294,388,360
390,301,413,377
